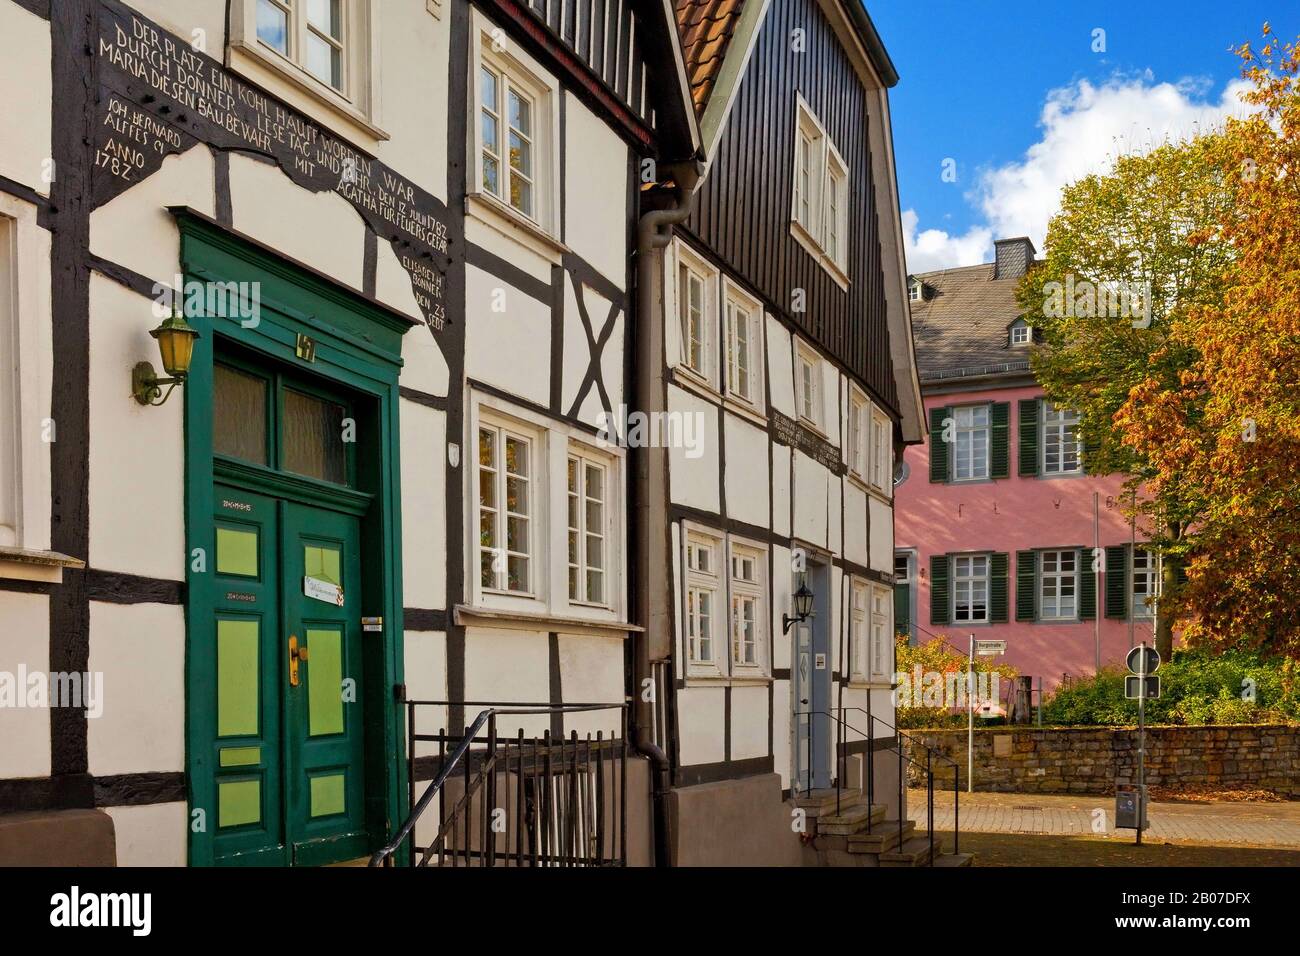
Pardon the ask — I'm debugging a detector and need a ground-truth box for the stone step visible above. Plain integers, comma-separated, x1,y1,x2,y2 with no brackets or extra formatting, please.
847,819,915,854
793,788,866,817
817,802,886,835
880,835,942,867
933,853,975,867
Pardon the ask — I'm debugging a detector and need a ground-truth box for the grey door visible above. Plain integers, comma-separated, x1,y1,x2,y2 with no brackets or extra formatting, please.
792,571,832,792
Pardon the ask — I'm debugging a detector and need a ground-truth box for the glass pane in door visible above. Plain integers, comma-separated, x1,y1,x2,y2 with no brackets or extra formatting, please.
282,388,347,484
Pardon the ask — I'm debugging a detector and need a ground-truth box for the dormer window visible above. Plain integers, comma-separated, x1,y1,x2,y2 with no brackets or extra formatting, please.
909,278,925,302
1009,319,1031,346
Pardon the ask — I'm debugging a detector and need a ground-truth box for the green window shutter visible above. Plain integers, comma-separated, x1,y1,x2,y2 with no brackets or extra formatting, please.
989,552,1009,623
990,402,1010,478
929,406,951,482
930,554,950,626
1105,545,1129,619
1079,547,1097,620
1018,399,1039,477
1015,550,1036,622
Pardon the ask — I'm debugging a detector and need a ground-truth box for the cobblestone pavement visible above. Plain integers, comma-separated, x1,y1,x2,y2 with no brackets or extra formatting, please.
908,789,1300,847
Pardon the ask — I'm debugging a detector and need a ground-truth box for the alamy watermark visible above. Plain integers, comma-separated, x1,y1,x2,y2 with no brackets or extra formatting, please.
596,404,706,459
152,273,261,328
0,667,104,718
1042,274,1152,328
893,665,1001,712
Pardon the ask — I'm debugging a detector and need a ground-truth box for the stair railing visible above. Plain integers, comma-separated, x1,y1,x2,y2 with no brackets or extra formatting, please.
370,700,629,867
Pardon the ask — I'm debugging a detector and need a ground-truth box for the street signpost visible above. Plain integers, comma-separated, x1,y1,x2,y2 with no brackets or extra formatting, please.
1120,643,1161,844
967,635,1005,794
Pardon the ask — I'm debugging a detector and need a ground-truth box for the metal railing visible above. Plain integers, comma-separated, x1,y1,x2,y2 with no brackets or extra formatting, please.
370,699,629,867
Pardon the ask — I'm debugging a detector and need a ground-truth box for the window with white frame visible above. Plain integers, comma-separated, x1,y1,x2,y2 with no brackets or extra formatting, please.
952,554,989,623
470,21,557,234
790,97,849,282
1042,402,1082,475
567,450,608,606
725,286,762,408
478,421,533,594
952,404,990,481
848,390,868,479
254,0,347,90
1132,548,1157,619
729,544,766,670
1039,549,1078,620
1010,321,1031,346
850,579,869,681
674,243,717,386
870,584,892,680
685,533,721,668
796,345,821,427
909,280,923,302
870,407,891,493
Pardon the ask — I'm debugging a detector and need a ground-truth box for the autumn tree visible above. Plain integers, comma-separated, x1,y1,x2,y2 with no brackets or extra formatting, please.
1017,135,1237,658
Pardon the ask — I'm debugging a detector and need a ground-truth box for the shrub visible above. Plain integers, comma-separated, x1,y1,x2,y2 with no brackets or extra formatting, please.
894,635,1018,729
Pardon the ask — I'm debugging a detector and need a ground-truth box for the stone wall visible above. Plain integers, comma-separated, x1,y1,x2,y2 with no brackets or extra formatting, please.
903,725,1300,796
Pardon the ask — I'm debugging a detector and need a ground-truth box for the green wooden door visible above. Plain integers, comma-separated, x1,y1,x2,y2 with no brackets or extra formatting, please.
282,502,367,864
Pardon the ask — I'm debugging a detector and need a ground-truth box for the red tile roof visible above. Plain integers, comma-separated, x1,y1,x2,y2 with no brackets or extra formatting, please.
674,0,746,115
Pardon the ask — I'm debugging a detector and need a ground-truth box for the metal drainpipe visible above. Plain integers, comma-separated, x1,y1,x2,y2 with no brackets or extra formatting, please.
631,160,702,867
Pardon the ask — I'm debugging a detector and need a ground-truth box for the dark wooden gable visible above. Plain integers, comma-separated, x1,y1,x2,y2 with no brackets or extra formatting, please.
685,0,898,412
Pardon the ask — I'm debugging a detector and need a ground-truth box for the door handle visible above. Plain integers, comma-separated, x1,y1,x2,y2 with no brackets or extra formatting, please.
289,635,308,686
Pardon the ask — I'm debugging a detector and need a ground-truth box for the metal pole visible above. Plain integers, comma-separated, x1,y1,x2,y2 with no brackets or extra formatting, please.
1128,488,1136,649
1093,491,1101,672
967,633,974,794
1137,642,1146,847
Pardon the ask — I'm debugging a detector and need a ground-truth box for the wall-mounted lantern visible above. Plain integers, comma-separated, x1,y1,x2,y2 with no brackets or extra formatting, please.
782,580,815,634
132,310,200,406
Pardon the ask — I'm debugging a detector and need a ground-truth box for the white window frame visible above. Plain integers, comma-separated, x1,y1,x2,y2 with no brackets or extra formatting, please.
230,0,382,132
728,542,766,673
1041,401,1082,475
952,554,990,624
849,578,869,682
869,583,893,681
1010,321,1031,346
870,406,892,495
566,449,609,608
1039,549,1078,621
789,94,849,287
477,417,537,597
723,278,764,411
848,387,869,480
1132,547,1157,620
951,403,990,482
795,342,822,429
671,240,719,390
684,530,723,675
909,280,922,302
468,12,561,239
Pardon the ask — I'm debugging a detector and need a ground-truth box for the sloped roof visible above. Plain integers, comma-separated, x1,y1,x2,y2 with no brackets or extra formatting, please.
674,0,747,114
909,262,1031,382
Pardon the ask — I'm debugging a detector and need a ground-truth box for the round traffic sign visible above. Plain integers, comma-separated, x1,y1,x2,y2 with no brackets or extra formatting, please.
1126,645,1160,675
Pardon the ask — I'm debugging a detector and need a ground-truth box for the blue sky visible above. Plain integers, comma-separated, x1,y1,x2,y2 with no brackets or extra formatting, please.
866,1,1298,273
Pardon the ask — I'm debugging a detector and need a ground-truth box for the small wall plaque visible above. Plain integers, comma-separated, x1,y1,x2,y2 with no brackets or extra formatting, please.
296,333,316,362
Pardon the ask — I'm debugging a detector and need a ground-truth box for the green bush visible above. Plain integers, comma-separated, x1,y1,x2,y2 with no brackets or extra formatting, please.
1040,647,1299,726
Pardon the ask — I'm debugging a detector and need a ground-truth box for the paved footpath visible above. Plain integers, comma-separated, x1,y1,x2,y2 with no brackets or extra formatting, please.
908,789,1300,847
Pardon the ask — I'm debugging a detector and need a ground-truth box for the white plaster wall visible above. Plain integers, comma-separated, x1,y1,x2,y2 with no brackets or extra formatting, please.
671,522,684,673
228,153,365,290
397,321,451,399
723,414,768,528
843,482,869,567
556,633,625,737
404,629,447,758
791,450,829,547
399,400,446,611
374,237,427,323
563,94,627,289
593,287,625,421
826,472,842,555
89,146,215,290
88,276,185,581
770,544,792,673
373,2,449,201
464,216,555,287
869,495,893,572
729,685,768,761
770,443,791,538
771,679,792,790
667,385,719,513
87,602,185,776
0,3,51,195
561,283,622,429
0,592,51,779
765,315,794,417
676,685,725,766
462,627,550,736
464,264,551,407
105,802,188,866
126,0,227,50
819,358,840,446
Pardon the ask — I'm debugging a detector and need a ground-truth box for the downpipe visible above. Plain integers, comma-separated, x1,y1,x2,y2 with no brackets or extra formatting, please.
631,160,702,867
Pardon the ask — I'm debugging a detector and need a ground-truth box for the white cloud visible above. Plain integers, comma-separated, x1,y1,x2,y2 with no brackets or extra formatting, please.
905,74,1257,274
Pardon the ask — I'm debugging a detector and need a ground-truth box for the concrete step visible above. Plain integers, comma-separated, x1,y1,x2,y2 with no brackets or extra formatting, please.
880,835,942,867
933,853,975,867
847,819,915,854
817,803,886,835
793,788,865,817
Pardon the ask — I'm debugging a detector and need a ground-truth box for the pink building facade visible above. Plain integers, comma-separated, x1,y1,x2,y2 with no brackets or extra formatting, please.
894,240,1159,688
